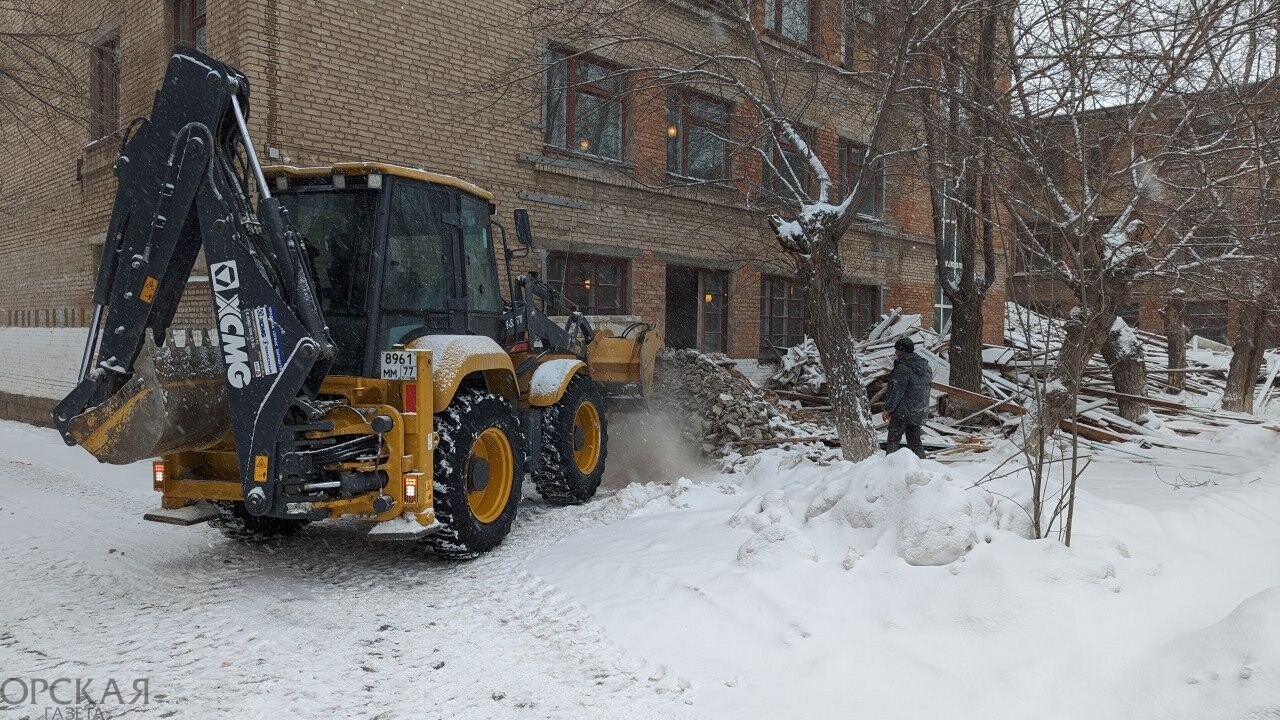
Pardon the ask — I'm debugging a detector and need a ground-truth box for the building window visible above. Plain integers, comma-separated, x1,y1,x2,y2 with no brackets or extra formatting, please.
844,284,881,337
839,140,884,219
935,188,960,331
1015,230,1061,274
841,1,878,66
766,125,814,198
764,0,811,44
1186,301,1227,344
667,91,731,181
173,0,207,52
546,252,627,315
1116,303,1140,329
88,35,120,140
759,275,807,355
544,48,625,160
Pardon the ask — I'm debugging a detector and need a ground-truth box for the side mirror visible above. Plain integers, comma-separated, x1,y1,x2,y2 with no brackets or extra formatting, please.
514,208,533,247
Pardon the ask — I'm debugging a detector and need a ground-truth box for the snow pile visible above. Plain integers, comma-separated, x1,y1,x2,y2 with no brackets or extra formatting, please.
729,450,1029,569
530,425,1280,719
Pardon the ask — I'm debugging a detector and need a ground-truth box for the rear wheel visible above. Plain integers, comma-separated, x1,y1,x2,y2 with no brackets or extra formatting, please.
535,375,607,504
209,502,309,543
428,388,526,559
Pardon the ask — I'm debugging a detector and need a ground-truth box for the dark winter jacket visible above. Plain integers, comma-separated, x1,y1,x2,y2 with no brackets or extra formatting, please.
885,352,933,424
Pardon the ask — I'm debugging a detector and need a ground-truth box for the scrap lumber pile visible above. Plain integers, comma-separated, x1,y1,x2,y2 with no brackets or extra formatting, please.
757,302,1270,456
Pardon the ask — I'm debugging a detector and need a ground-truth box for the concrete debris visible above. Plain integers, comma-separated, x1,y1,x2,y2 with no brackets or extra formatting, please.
652,349,783,455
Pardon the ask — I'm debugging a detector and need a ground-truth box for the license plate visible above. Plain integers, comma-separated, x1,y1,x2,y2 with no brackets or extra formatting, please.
380,351,417,380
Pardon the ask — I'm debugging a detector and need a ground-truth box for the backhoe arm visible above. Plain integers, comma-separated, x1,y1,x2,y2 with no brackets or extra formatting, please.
53,50,334,517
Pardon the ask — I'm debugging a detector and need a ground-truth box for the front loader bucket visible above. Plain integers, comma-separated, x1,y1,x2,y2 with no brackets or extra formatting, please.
586,327,662,407
68,339,230,465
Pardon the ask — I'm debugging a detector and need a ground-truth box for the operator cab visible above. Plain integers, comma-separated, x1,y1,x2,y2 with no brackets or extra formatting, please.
267,163,504,378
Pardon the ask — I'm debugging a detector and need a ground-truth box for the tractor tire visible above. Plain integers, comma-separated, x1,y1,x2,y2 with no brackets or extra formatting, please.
209,502,309,543
534,375,608,505
427,388,526,559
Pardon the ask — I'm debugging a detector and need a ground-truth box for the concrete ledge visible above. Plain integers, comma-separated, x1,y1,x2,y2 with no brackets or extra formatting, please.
0,391,56,427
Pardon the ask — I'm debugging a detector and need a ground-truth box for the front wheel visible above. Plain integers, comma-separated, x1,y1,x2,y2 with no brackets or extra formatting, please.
535,375,608,505
428,388,526,559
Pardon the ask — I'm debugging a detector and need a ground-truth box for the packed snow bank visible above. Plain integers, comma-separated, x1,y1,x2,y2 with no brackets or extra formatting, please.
529,435,1280,719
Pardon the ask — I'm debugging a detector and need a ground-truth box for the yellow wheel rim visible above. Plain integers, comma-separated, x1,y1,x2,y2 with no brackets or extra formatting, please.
467,427,514,524
572,401,602,475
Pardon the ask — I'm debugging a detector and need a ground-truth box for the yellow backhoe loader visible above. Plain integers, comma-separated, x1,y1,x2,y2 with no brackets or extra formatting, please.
52,50,659,557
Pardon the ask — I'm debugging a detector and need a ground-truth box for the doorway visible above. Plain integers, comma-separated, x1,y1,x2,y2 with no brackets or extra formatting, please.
664,266,729,353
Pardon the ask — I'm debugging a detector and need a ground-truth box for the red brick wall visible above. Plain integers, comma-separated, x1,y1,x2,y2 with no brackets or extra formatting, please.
729,264,762,357
630,252,666,330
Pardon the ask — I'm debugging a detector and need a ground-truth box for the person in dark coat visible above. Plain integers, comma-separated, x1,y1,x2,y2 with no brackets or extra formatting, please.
882,336,933,458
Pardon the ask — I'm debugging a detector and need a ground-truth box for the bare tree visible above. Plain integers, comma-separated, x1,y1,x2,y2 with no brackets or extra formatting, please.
912,0,1011,410
0,1,103,213
492,0,987,459
986,0,1279,445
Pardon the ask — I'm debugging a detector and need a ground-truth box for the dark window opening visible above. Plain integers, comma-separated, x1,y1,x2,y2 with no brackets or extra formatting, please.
1186,301,1228,344
764,0,811,44
547,252,628,315
89,35,119,140
844,284,881,338
839,140,884,219
766,125,815,198
1116,303,1140,329
1016,231,1062,274
665,267,729,353
173,0,207,52
544,48,625,160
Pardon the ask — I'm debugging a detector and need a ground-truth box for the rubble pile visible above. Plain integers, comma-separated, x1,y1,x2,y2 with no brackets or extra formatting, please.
652,348,784,454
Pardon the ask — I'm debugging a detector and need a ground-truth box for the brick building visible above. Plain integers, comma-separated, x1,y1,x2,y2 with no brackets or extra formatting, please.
0,0,1007,401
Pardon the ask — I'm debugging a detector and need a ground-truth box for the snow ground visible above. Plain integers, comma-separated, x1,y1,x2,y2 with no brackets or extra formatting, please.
3,415,1280,719
0,420,696,720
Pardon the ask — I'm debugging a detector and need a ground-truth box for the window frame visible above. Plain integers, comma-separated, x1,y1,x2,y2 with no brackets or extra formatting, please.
838,139,885,219
88,35,120,141
1015,229,1062,275
545,251,629,315
840,1,878,67
766,125,815,198
759,274,808,356
667,89,732,182
843,283,882,338
543,47,628,161
173,0,207,51
763,0,813,45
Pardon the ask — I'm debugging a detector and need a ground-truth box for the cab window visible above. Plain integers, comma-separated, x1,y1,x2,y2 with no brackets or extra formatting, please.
461,195,501,313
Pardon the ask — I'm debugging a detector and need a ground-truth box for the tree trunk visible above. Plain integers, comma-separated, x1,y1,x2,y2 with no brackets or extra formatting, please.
1022,307,1116,454
800,236,879,461
1162,293,1187,394
1101,318,1150,421
1222,304,1270,413
946,295,987,418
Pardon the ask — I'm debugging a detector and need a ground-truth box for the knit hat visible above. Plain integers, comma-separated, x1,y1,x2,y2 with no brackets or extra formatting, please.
894,337,915,353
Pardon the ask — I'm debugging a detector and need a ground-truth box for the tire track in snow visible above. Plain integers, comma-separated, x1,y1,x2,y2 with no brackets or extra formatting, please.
0,428,696,719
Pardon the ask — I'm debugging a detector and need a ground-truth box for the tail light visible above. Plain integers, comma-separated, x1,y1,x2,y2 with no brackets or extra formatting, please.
404,383,418,413
404,473,420,503
152,461,166,491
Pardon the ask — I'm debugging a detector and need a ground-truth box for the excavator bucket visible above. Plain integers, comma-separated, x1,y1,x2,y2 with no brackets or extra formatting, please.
67,338,230,465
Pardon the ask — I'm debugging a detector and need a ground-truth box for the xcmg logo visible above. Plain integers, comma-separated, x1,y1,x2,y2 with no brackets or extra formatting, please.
210,260,252,388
